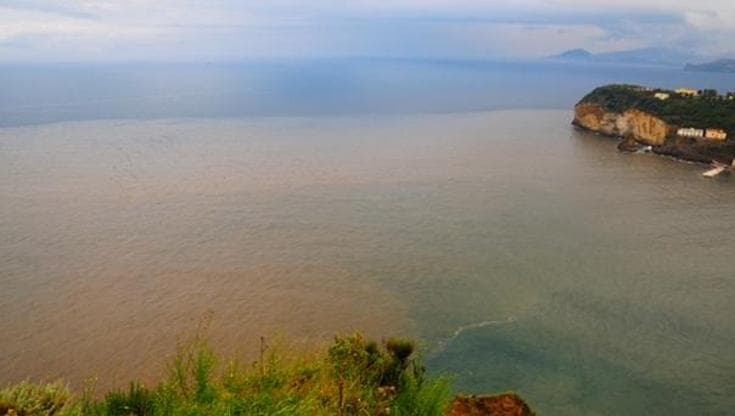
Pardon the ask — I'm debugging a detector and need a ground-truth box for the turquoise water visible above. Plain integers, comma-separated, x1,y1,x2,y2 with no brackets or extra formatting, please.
1,60,735,414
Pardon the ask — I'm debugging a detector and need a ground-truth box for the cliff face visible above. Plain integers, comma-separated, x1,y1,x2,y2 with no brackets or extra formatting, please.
573,103,671,146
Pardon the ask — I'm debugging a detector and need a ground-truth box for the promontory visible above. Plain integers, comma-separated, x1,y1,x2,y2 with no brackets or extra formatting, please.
572,84,735,164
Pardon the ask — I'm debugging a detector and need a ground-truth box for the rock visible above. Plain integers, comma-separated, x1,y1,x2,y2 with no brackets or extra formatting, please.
447,394,535,416
618,135,643,152
573,103,671,146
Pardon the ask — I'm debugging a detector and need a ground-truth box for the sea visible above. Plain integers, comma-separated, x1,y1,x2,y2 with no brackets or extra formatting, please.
1,58,734,415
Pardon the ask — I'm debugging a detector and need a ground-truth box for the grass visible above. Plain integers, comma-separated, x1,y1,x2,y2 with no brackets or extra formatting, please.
0,381,76,416
0,334,454,416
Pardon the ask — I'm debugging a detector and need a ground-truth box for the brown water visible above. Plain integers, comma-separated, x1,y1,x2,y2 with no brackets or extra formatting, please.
2,110,735,415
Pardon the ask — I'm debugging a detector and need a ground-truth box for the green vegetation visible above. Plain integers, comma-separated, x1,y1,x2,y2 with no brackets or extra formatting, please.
0,334,454,416
0,381,77,416
579,84,735,136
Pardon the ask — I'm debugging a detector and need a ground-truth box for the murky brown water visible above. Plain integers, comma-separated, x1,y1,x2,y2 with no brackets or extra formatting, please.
0,116,423,388
2,111,735,415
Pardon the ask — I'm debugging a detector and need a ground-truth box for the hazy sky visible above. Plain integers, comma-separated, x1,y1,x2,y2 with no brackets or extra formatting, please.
1,0,733,62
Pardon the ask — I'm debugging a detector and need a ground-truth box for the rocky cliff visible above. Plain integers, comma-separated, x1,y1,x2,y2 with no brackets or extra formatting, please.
573,103,671,146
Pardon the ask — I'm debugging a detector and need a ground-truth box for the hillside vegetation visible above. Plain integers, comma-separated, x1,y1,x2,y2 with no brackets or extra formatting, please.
579,84,735,137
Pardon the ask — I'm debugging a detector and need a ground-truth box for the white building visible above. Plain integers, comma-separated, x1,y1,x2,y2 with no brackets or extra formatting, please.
654,92,670,100
675,88,699,97
677,127,705,138
705,129,728,141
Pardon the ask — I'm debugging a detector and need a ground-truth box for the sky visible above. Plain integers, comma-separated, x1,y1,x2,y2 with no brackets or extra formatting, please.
1,0,734,62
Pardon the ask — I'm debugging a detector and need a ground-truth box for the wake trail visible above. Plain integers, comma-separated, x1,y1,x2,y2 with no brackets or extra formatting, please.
432,316,517,354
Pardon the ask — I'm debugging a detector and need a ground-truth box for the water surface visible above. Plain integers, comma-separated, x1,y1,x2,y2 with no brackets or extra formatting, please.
1,60,735,415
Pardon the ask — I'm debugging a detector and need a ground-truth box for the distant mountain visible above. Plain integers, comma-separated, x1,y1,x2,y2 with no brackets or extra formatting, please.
684,59,735,73
551,49,593,60
549,47,699,67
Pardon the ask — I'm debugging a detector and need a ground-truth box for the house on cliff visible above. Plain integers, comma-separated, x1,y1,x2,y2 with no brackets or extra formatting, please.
677,127,704,138
705,129,728,141
677,127,728,141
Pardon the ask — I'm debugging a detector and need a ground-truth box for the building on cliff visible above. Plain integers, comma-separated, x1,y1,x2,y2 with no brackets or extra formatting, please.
654,92,670,100
675,88,699,97
705,129,728,141
677,127,705,138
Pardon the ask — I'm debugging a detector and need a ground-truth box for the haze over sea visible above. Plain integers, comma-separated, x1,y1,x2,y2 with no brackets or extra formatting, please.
1,59,734,415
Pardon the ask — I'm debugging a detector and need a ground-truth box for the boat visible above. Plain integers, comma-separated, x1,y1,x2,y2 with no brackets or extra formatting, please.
702,160,732,178
703,166,726,177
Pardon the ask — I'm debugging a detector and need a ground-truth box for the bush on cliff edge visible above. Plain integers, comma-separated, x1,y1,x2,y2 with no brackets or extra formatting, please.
0,334,453,416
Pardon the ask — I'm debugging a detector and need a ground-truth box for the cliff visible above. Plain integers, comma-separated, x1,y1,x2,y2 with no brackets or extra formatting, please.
573,103,671,146
573,85,735,164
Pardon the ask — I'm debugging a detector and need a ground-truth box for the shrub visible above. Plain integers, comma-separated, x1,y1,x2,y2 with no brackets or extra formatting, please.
104,383,154,416
0,381,75,416
386,338,415,365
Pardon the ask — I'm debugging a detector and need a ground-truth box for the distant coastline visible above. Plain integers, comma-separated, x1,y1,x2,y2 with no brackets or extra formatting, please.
685,59,735,73
549,47,699,67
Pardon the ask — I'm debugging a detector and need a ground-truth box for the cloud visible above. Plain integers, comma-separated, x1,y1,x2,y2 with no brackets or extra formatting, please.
0,0,733,62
